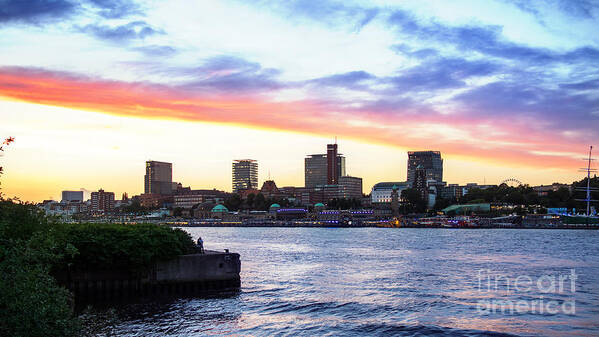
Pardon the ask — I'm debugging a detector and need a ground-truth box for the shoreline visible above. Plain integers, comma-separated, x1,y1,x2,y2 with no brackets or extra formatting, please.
172,224,599,230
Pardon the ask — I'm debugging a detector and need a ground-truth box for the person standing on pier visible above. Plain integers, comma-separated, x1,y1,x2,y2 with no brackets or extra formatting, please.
197,237,205,254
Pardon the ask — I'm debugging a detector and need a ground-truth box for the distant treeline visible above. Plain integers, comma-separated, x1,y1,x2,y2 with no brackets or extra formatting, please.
435,176,599,214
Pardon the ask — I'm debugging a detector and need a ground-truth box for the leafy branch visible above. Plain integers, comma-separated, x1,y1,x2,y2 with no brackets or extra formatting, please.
0,137,15,197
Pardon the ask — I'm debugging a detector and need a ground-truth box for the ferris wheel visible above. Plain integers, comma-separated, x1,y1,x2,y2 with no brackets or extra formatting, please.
500,178,523,187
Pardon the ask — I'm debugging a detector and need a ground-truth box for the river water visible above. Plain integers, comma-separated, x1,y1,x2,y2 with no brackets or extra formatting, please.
95,228,599,336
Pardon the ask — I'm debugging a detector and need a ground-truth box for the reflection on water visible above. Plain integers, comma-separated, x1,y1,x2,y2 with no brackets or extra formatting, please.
90,228,599,336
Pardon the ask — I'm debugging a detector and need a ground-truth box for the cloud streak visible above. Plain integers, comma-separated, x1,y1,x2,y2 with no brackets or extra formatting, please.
78,21,161,41
0,66,589,170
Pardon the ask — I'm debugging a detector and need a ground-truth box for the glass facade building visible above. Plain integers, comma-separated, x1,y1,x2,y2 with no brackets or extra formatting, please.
407,151,443,185
305,153,345,188
144,161,173,195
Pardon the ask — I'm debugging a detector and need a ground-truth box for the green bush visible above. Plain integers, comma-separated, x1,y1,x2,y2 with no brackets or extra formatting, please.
0,199,196,336
0,200,79,337
56,222,196,271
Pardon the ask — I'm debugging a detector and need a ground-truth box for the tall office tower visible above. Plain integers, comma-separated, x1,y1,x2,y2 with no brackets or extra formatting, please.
305,154,327,188
327,143,338,184
144,160,173,195
90,189,115,212
407,151,443,185
61,190,83,202
305,152,346,188
232,159,258,192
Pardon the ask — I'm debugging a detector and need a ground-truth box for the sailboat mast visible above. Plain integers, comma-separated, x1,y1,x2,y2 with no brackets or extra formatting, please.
586,146,593,216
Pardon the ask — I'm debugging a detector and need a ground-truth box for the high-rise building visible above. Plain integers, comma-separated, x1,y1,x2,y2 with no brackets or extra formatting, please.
327,144,338,184
232,159,258,192
61,190,83,202
144,161,173,195
407,151,443,185
338,176,363,199
305,154,327,188
90,189,115,212
305,150,345,188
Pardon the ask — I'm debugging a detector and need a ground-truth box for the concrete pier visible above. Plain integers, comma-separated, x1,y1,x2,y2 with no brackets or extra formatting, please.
55,250,241,301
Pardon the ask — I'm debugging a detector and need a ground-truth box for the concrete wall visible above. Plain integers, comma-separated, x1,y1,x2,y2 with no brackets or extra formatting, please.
154,252,240,282
55,251,241,301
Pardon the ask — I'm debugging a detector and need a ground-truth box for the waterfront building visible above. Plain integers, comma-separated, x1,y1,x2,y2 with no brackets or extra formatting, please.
61,190,83,202
269,203,281,213
442,203,491,215
305,152,345,188
211,204,229,219
174,189,229,209
90,189,115,212
371,182,410,203
275,208,308,220
338,176,363,199
192,202,216,219
407,151,443,185
232,159,258,192
145,160,173,195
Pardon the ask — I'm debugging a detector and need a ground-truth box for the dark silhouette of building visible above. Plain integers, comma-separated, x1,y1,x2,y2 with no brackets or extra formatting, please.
407,151,443,185
61,190,83,202
391,185,399,217
413,165,428,201
145,160,173,195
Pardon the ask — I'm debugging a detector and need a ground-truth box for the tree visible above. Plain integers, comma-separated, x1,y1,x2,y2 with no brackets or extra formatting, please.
0,200,80,337
254,193,266,211
246,193,255,209
434,197,455,211
173,207,183,217
119,198,147,215
401,188,426,214
0,137,15,197
224,194,242,211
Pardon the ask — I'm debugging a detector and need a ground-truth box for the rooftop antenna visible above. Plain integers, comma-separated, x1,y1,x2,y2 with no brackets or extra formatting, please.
335,136,337,145
576,145,597,216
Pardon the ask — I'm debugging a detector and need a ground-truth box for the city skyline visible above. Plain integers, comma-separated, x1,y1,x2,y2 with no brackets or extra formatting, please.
1,0,598,202
7,144,593,203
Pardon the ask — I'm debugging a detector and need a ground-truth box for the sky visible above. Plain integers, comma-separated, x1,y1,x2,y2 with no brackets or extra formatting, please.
0,0,598,202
